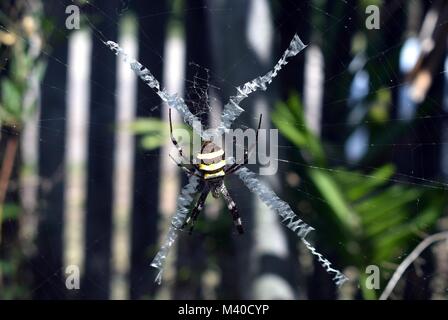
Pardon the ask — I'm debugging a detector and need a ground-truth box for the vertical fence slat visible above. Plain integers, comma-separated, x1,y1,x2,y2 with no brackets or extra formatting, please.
155,29,185,299
172,0,212,299
111,14,137,300
129,1,168,299
64,29,92,298
82,0,119,299
36,4,68,298
20,46,41,256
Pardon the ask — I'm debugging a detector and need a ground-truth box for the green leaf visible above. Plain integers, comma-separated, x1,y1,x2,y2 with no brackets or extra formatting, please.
128,118,167,134
373,199,442,261
356,186,421,223
272,101,308,146
141,135,165,150
307,169,359,233
1,203,20,221
346,165,395,201
272,94,325,164
1,79,22,120
364,209,408,237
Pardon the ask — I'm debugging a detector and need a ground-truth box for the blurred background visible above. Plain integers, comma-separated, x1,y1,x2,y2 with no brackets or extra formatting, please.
1,0,448,300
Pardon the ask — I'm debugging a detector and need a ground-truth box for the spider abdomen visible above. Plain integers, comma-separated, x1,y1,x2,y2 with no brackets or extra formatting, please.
197,141,226,180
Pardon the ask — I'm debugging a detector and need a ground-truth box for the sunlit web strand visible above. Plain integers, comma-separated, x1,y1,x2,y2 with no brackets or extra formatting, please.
275,158,448,191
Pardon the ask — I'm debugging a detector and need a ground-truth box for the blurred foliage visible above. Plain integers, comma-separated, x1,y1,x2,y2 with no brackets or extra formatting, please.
0,2,45,128
273,93,447,299
129,117,195,152
0,0,46,300
130,93,448,300
1,203,20,222
129,118,169,150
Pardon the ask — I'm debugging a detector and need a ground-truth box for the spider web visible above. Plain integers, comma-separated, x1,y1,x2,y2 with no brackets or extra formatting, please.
106,30,349,286
184,62,215,122
2,0,448,299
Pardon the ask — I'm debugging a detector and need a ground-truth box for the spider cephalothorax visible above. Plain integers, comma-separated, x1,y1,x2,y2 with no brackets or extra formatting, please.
169,109,261,235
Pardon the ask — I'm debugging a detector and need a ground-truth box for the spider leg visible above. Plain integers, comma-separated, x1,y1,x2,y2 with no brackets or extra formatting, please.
181,185,209,234
169,108,185,158
225,114,262,176
169,154,202,178
220,184,244,234
225,163,244,176
169,109,200,170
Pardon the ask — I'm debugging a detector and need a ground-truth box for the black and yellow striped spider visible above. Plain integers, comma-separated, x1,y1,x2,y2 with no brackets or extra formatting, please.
168,109,262,235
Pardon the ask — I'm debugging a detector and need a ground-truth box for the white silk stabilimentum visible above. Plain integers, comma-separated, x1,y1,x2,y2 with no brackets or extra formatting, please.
106,40,206,139
236,167,348,286
214,34,307,139
149,175,200,284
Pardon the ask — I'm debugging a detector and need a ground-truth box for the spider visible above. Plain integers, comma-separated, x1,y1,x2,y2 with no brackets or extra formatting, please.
168,109,262,235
